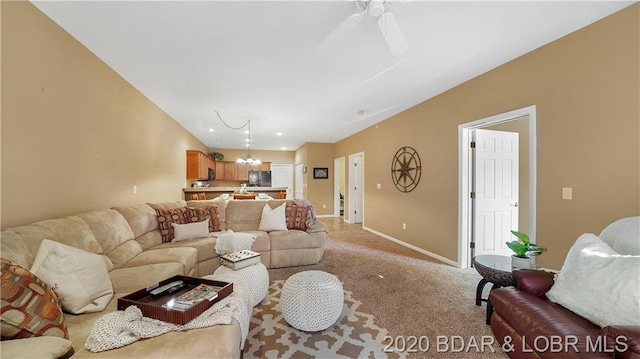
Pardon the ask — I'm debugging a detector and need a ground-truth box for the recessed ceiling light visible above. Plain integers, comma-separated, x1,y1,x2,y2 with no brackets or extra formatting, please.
245,138,250,142
208,128,214,132
277,132,283,136
281,147,286,150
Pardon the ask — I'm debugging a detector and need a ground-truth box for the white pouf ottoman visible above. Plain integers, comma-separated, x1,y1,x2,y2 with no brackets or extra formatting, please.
280,270,344,332
214,263,269,307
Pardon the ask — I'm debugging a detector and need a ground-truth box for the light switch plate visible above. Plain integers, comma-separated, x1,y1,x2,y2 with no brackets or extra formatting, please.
562,187,572,200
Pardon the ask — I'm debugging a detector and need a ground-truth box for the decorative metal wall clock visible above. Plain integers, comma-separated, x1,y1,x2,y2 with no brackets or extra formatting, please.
391,146,422,193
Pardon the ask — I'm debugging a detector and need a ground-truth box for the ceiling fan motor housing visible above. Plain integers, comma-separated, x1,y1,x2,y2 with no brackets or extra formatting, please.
356,0,387,17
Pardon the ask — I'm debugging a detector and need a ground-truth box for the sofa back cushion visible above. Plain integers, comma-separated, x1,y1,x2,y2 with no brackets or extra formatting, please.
76,210,140,266
0,231,34,269
225,200,276,231
112,204,159,238
6,216,113,271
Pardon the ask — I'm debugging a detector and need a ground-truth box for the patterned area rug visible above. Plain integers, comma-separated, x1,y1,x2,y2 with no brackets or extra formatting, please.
243,280,405,359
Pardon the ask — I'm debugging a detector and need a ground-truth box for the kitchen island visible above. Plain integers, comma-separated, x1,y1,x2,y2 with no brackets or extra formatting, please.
183,187,288,200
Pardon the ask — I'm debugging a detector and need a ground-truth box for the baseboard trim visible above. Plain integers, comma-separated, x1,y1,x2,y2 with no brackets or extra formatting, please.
315,214,334,218
362,226,458,267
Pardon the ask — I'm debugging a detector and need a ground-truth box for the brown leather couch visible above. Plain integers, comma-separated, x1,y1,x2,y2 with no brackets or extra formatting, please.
490,269,640,359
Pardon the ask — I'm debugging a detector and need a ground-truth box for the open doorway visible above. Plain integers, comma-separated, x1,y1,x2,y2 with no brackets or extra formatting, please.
334,157,345,217
458,105,537,269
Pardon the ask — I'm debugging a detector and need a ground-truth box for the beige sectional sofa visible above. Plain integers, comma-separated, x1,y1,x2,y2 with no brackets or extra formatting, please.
0,199,327,358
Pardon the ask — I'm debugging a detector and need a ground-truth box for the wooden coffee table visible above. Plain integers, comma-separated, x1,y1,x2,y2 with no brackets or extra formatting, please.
472,255,517,325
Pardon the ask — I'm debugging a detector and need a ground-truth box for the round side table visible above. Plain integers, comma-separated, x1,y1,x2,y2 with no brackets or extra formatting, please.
472,255,516,325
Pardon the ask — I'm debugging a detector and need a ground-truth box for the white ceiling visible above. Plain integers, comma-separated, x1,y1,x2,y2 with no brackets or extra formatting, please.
32,0,633,151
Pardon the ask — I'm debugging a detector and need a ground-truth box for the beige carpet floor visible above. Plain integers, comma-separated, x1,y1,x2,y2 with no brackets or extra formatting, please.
263,222,509,358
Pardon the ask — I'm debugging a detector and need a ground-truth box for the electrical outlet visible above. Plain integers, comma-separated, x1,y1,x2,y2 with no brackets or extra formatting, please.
562,187,572,200
322,204,326,209
133,185,137,194
402,223,406,230
376,183,381,189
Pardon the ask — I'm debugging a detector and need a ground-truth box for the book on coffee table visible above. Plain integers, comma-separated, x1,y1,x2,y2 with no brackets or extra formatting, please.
221,250,261,270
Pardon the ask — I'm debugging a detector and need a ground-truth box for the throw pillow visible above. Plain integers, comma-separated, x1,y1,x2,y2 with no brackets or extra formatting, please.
30,240,114,314
258,203,287,232
546,233,640,327
285,203,310,231
171,220,209,242
187,206,220,232
156,207,189,242
1,258,68,340
214,231,256,255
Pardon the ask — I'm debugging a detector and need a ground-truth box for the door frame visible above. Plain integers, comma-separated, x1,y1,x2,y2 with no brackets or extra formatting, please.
458,105,537,269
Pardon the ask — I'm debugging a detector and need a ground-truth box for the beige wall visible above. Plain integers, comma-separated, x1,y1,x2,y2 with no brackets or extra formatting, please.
336,4,639,269
295,143,334,215
1,2,208,228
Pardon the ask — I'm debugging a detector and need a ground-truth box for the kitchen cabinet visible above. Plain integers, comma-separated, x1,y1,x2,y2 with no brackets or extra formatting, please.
186,150,215,180
215,161,237,181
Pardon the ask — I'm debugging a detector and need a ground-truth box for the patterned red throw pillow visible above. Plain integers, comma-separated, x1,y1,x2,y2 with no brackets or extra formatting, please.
285,203,310,231
156,207,189,242
1,258,69,340
187,206,220,233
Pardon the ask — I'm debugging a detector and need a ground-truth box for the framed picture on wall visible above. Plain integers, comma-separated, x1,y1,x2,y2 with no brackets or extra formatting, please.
313,167,329,179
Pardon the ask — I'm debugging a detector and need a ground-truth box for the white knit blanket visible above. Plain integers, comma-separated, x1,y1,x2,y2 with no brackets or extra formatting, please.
85,273,252,353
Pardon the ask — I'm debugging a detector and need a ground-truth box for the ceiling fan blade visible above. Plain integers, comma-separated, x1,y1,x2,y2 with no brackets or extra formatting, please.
377,12,408,56
315,13,364,53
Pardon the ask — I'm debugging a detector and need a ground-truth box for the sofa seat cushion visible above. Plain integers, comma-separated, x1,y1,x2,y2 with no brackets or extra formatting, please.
490,287,605,356
121,247,197,277
151,237,218,263
63,295,242,359
0,336,74,359
108,263,185,294
270,230,324,250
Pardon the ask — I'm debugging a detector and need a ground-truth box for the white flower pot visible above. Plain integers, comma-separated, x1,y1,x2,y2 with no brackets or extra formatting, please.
511,255,533,270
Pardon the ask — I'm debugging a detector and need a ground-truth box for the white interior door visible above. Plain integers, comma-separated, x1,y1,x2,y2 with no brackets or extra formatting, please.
294,164,304,199
270,164,293,199
349,153,364,223
473,129,519,256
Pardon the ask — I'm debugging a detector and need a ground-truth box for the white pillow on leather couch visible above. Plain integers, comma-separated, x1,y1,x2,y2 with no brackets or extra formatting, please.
546,233,640,327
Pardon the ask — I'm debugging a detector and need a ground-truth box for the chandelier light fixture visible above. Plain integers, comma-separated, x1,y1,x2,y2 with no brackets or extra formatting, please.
215,111,261,165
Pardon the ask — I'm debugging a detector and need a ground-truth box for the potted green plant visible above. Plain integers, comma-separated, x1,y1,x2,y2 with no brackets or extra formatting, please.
506,230,547,269
209,152,224,161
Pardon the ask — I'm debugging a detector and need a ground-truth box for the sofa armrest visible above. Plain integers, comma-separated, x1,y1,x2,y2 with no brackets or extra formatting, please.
513,269,555,298
307,221,328,234
601,325,640,359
